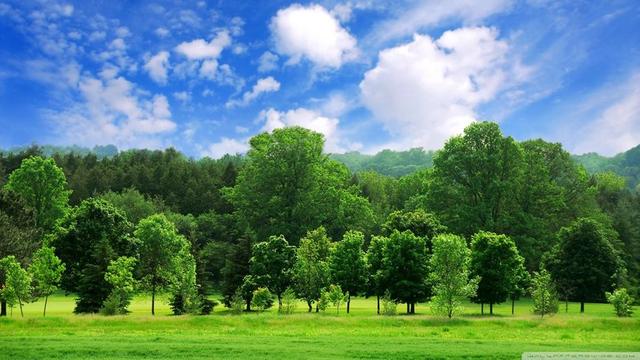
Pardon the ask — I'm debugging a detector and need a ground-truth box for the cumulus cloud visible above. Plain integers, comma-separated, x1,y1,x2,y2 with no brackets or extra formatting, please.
175,31,231,60
155,27,169,38
226,77,280,108
201,137,249,158
258,51,279,73
270,4,358,68
360,27,509,150
144,51,170,84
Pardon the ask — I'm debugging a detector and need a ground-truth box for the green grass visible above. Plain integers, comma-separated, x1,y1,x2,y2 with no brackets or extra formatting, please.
0,294,638,359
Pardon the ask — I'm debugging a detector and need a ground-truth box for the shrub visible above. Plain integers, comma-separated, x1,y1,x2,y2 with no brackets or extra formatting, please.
606,288,634,317
229,289,245,314
530,269,558,318
381,290,397,316
252,287,274,312
280,287,297,314
100,293,122,316
200,297,218,315
321,284,347,315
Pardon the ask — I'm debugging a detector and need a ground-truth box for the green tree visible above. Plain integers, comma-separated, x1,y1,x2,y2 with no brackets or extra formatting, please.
329,230,367,314
168,247,199,315
382,230,428,314
51,198,137,313
470,232,525,315
529,269,558,318
280,287,297,314
221,236,252,307
0,256,31,317
135,214,190,315
294,227,331,312
29,246,65,316
4,156,70,232
102,256,137,315
250,235,296,310
251,287,274,312
606,288,634,317
545,218,622,313
99,188,165,224
382,209,446,245
321,284,347,315
366,235,389,315
429,234,478,319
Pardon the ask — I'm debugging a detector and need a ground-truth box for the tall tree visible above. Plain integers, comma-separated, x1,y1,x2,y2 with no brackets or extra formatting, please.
51,198,137,313
382,230,428,314
545,218,622,312
294,227,332,312
135,214,189,315
367,235,389,315
470,231,525,315
250,235,296,309
29,246,65,316
382,209,446,252
4,156,70,232
329,230,367,313
429,234,478,319
98,188,165,224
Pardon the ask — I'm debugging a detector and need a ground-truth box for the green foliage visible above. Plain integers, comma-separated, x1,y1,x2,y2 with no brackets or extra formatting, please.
380,290,397,316
321,284,347,314
530,269,558,318
4,156,70,232
366,235,388,304
102,256,137,315
221,236,252,307
0,255,31,317
251,287,274,312
382,209,446,251
99,188,165,224
229,289,245,314
470,232,525,313
294,227,331,311
169,248,200,315
429,234,478,318
279,287,297,314
29,246,65,316
329,230,367,312
605,288,634,317
574,144,640,190
382,230,428,312
0,188,40,265
250,235,296,308
50,198,137,313
331,148,435,177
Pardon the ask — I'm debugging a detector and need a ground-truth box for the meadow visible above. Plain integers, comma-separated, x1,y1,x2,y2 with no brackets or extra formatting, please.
1,294,638,359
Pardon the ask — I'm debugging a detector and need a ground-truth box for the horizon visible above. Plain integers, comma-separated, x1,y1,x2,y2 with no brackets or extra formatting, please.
0,1,639,158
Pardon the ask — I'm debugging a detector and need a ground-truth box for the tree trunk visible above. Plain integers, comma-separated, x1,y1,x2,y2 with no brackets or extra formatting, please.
376,295,380,315
1,299,6,316
316,303,319,313
565,297,568,313
18,299,23,318
410,302,415,314
151,283,156,315
278,295,282,311
406,303,410,314
44,295,49,317
490,303,493,315
481,303,484,315
346,295,350,314
511,298,515,315
246,300,251,312
307,300,312,312
580,301,584,313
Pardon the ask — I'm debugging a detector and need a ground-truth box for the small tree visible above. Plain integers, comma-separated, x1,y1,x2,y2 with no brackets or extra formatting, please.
252,287,274,312
367,235,389,315
294,227,331,312
0,256,31,317
322,284,347,315
429,234,478,318
280,287,297,314
606,288,634,317
250,235,296,310
381,290,397,316
102,256,137,315
329,230,367,314
530,269,558,318
229,289,245,314
169,248,200,315
29,246,65,316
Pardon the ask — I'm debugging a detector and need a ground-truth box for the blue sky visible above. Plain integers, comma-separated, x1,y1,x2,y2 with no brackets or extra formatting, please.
0,0,638,157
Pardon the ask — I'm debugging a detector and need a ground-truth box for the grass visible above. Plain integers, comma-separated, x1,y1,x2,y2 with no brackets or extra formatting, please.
0,293,638,359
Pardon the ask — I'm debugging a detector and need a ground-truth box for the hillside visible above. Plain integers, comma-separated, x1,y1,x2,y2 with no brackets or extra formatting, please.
573,144,640,190
330,148,435,177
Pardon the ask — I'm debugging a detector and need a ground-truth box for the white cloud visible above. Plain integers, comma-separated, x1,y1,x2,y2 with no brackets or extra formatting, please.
270,4,358,68
116,26,131,38
199,59,218,79
144,51,170,84
226,76,280,108
175,31,231,60
258,51,279,72
155,27,170,38
173,91,191,103
202,137,249,158
368,0,513,45
360,27,509,150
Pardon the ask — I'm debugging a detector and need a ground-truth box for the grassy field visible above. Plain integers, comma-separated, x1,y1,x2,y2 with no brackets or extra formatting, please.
0,293,638,359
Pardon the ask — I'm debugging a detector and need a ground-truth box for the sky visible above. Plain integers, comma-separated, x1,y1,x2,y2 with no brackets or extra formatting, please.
0,0,638,158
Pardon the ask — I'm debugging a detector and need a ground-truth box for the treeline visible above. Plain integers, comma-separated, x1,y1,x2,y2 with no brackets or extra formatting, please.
573,145,640,191
331,148,435,177
0,122,638,318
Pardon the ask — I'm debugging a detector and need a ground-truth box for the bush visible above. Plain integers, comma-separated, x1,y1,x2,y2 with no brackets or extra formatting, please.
252,287,274,312
229,289,244,314
170,293,187,315
280,287,297,314
381,290,397,316
530,270,558,318
100,293,124,316
606,288,634,317
200,297,218,315
321,284,347,315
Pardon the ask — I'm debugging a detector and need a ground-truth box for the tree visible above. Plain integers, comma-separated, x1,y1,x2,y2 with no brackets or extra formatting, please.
545,218,622,313
250,235,296,310
508,258,530,315
428,122,523,238
366,235,389,315
321,284,347,315
29,246,65,316
470,232,525,315
0,189,40,316
251,287,274,312
294,227,331,312
280,287,297,314
606,288,634,317
135,214,190,315
102,256,137,315
169,247,199,315
382,209,446,249
0,256,31,317
329,230,367,314
51,198,137,313
99,188,165,224
4,156,70,232
221,236,252,307
530,269,558,318
429,234,478,319
382,230,428,314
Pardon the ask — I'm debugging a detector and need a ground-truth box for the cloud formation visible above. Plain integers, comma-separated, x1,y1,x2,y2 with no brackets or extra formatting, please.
226,77,280,108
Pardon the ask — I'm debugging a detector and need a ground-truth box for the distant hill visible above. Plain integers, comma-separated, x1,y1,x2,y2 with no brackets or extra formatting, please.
2,144,119,159
331,148,435,177
573,144,640,190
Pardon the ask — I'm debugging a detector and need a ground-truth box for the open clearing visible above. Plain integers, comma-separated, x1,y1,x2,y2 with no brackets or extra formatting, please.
0,294,638,359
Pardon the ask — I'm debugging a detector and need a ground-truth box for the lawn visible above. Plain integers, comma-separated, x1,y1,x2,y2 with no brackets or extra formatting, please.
0,294,638,359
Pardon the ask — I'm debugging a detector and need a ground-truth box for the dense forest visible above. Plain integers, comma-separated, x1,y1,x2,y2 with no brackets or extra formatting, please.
0,122,638,317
